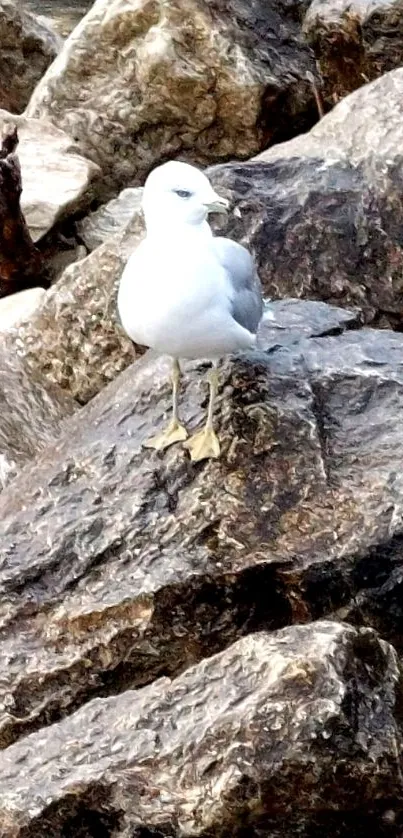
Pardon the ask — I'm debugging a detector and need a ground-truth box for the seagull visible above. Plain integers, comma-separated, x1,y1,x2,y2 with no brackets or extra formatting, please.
117,161,263,462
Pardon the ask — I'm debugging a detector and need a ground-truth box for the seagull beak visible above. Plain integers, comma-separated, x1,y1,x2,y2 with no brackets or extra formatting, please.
204,193,229,214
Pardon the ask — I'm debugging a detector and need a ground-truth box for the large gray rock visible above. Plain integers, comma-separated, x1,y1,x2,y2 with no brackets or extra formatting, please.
209,68,403,327
0,0,60,114
26,0,318,197
9,213,142,403
0,622,401,836
0,343,77,490
76,186,143,251
2,304,403,755
303,0,403,104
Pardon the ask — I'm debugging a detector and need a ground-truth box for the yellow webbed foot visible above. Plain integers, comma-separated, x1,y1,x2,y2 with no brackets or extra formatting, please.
143,420,188,451
183,427,220,462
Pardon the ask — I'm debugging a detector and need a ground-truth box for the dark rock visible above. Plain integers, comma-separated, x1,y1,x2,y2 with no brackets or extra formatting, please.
208,68,403,327
0,0,60,114
2,305,403,753
303,0,403,105
0,343,77,490
0,622,401,838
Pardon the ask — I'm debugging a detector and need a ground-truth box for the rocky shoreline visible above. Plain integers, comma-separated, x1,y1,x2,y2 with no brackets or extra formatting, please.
2,0,403,835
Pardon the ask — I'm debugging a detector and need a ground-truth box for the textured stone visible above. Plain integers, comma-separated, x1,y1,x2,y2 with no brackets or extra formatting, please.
0,622,401,837
26,0,318,197
8,213,143,403
0,287,45,331
2,307,403,752
208,68,403,327
0,0,60,114
0,110,100,243
76,186,143,251
303,0,403,104
0,343,77,490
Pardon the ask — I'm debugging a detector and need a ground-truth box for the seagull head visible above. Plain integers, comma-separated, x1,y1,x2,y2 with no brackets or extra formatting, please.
142,160,229,232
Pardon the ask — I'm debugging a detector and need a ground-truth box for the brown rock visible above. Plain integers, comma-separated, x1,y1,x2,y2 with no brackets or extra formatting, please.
2,304,403,753
208,68,403,327
0,622,401,837
0,342,77,490
26,0,318,198
8,213,143,403
303,0,403,104
0,0,60,114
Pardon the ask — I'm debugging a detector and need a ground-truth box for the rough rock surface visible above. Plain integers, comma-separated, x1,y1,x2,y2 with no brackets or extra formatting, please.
0,287,45,331
0,0,60,114
3,304,403,755
76,186,143,251
0,110,100,243
26,0,318,197
0,622,401,837
209,68,403,327
0,343,77,490
303,0,403,104
8,213,143,403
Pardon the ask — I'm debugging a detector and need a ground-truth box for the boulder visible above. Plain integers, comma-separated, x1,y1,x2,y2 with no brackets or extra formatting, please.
0,287,45,331
303,0,403,104
209,68,403,327
8,212,143,403
0,0,60,114
0,110,100,243
0,622,401,836
0,343,77,490
26,0,318,197
76,186,143,251
2,304,403,751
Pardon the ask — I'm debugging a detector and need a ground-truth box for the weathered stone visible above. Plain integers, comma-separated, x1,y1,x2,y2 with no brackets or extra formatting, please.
303,0,403,104
76,186,143,251
0,287,45,331
2,306,403,750
8,213,143,403
0,343,77,490
0,110,100,243
209,68,403,327
0,0,60,114
26,0,318,198
0,622,401,837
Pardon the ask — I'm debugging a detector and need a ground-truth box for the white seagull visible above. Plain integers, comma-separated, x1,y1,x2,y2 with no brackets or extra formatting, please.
117,161,263,462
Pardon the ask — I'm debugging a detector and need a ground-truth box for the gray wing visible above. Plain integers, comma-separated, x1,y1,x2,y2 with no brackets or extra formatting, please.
212,237,263,334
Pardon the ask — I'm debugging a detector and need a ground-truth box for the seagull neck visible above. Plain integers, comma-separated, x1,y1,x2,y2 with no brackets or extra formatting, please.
145,218,212,241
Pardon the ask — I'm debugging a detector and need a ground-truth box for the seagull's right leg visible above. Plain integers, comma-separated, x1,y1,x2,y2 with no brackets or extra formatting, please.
143,358,188,451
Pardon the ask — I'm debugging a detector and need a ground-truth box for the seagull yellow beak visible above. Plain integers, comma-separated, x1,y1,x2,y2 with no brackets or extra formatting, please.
204,194,229,214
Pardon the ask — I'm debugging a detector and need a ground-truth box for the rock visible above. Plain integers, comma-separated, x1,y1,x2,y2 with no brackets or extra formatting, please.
0,287,45,331
3,307,403,749
0,127,46,298
76,186,143,251
208,68,403,327
0,343,77,490
303,0,403,104
0,621,401,836
0,0,60,114
0,110,100,243
26,0,318,198
8,213,143,403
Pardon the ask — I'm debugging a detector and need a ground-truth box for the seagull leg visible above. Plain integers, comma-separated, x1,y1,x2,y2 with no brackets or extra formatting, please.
143,358,188,450
184,364,220,462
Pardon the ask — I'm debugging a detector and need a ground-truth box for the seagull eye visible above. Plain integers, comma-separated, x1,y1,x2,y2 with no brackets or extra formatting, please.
174,189,192,199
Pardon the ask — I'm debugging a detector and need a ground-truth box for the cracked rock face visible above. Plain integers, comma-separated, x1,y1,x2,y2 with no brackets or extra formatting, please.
0,622,401,837
303,0,403,104
25,0,318,198
0,0,60,114
209,68,403,328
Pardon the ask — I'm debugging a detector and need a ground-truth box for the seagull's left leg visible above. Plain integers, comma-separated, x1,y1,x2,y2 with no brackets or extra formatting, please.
143,358,188,450
184,363,220,462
